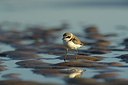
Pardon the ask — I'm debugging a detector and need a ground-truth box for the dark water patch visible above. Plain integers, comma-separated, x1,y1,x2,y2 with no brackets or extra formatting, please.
87,43,112,54
0,80,58,85
0,59,7,71
0,32,26,44
0,24,66,48
44,51,65,56
116,54,128,63
86,33,106,40
95,68,121,73
38,46,66,56
105,62,124,67
110,48,128,51
57,54,103,61
93,72,119,80
119,65,128,67
95,62,124,67
107,79,128,85
80,50,110,54
83,25,118,40
83,25,100,34
65,78,128,85
65,78,103,85
2,73,21,80
16,60,50,69
32,69,65,77
16,58,68,69
15,47,41,53
0,65,7,71
23,25,66,44
122,38,128,45
54,61,107,69
29,42,54,47
121,38,128,49
0,60,3,64
10,43,32,50
0,51,40,60
104,33,118,37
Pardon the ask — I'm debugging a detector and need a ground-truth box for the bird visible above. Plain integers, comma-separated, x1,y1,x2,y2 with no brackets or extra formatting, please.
62,32,85,61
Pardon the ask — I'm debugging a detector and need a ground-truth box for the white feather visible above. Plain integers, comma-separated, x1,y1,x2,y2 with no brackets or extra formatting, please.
67,41,82,50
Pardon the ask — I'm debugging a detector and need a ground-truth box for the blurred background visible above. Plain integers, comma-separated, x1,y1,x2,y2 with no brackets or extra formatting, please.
0,0,128,33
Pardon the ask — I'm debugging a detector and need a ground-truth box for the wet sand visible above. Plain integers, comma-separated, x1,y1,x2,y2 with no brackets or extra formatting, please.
0,22,128,85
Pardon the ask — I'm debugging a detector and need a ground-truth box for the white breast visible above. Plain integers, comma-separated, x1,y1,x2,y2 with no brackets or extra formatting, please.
67,41,82,50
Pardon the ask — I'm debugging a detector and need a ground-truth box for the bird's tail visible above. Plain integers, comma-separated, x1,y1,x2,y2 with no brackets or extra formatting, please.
81,41,86,46
82,41,93,46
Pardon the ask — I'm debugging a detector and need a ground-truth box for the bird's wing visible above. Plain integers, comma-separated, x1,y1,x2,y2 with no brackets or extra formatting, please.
72,36,83,45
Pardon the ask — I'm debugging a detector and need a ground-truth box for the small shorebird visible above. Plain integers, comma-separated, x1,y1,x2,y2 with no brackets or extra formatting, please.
62,32,85,61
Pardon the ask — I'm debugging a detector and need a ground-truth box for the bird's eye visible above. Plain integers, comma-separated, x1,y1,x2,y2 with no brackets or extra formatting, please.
66,36,71,38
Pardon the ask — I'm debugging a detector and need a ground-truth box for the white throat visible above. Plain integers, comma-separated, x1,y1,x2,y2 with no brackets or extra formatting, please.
63,38,71,42
63,33,73,42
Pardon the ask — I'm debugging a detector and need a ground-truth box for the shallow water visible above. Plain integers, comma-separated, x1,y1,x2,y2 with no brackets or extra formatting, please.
0,0,128,84
0,56,65,84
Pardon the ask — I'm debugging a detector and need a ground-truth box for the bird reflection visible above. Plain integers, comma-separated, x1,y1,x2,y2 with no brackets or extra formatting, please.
65,67,85,78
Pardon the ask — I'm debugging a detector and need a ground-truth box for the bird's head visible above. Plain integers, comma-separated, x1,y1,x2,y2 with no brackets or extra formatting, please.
62,32,73,42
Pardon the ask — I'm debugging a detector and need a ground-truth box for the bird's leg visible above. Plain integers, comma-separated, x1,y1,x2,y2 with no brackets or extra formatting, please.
76,49,79,55
64,48,68,61
75,49,79,59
